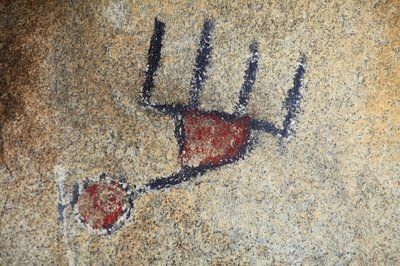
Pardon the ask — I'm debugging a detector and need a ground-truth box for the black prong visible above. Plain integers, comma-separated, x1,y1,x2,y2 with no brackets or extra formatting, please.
189,20,214,107
140,18,166,106
281,56,306,138
235,42,259,115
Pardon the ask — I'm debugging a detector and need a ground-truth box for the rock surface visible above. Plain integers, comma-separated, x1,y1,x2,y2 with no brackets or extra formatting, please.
1,0,399,264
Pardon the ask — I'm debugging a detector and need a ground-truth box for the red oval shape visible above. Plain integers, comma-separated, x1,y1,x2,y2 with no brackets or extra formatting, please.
76,176,131,232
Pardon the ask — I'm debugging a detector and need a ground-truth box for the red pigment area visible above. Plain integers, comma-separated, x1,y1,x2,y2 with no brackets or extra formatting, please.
181,109,251,167
77,181,126,230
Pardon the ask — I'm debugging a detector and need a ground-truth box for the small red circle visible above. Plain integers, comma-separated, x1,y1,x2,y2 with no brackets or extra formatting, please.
77,177,130,231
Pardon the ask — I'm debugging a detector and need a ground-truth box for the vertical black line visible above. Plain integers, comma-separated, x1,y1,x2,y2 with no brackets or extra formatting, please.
174,113,185,155
70,182,80,207
140,18,166,106
281,56,306,138
235,42,259,115
189,20,214,107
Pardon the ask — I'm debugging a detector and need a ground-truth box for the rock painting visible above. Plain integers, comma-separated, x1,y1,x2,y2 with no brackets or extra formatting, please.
63,18,306,234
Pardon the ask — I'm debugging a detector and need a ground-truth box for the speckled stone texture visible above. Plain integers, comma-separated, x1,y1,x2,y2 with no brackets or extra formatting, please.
1,0,399,265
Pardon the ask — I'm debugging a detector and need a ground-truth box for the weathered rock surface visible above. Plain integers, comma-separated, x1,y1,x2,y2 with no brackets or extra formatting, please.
1,0,399,264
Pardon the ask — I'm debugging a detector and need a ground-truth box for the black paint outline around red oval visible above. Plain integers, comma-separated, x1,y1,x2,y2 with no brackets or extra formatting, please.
73,174,134,235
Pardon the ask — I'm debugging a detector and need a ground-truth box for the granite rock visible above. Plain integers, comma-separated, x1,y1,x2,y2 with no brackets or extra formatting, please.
0,0,399,264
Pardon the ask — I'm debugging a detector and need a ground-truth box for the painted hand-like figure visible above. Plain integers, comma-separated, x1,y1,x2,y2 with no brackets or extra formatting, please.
72,18,306,234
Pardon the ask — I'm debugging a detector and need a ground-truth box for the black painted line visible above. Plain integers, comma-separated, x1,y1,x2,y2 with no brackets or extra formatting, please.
149,102,264,122
189,20,214,107
144,167,207,191
235,42,259,115
174,113,185,155
142,130,253,192
57,204,66,222
148,103,186,114
70,182,80,207
250,118,280,136
140,18,166,106
281,56,306,138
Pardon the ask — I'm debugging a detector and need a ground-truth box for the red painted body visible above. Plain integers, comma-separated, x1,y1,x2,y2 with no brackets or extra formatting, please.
180,109,251,167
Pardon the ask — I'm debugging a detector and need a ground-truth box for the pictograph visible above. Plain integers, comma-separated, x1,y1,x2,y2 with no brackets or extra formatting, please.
60,18,306,234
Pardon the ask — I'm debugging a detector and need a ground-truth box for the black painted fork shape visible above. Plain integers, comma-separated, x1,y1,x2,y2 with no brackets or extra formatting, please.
67,18,307,234
138,18,306,192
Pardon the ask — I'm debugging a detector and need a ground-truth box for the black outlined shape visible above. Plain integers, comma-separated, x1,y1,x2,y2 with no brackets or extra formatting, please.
137,17,306,191
73,174,134,235
73,18,307,234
